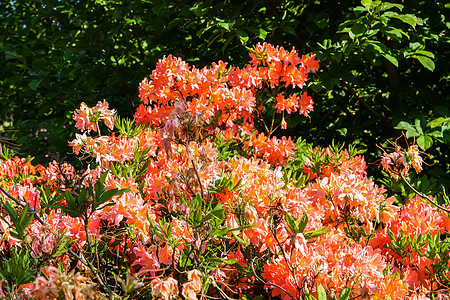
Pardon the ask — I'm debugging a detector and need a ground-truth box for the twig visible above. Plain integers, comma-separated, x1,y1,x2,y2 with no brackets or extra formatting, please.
191,159,204,199
210,280,237,300
250,259,298,300
400,173,450,213
269,220,302,295
67,247,116,298
0,184,44,225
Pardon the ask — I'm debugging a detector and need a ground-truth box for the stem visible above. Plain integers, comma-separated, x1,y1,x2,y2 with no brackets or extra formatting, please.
269,216,302,295
269,106,276,136
250,259,298,300
0,184,44,225
191,159,204,199
68,247,116,298
340,80,394,134
400,173,450,213
97,121,102,136
82,214,116,298
210,280,237,300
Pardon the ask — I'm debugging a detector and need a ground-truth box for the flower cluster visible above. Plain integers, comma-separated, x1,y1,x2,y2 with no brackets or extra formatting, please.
381,143,423,179
0,43,448,300
74,100,116,133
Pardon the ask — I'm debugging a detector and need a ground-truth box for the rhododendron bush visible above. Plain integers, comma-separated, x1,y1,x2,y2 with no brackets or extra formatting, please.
1,43,450,299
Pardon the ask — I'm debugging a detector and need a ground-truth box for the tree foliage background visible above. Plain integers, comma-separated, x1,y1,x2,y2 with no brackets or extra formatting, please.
1,0,449,197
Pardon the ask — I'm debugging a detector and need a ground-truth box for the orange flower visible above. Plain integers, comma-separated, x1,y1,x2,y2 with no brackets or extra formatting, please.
274,93,299,114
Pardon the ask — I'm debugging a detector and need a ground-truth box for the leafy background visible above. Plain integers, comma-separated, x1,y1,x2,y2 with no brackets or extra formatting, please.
1,0,449,195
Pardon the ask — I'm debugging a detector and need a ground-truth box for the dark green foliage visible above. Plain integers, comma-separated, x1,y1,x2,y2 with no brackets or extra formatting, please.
0,202,35,240
49,171,130,218
0,248,37,286
1,1,449,187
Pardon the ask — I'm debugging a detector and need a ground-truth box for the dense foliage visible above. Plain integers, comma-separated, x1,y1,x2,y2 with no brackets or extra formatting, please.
1,0,450,299
1,1,449,188
0,41,450,300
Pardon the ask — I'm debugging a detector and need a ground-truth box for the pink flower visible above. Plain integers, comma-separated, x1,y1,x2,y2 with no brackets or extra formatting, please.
150,277,179,300
74,102,98,132
95,100,116,130
407,145,423,173
182,270,203,300
73,100,116,133
0,279,5,296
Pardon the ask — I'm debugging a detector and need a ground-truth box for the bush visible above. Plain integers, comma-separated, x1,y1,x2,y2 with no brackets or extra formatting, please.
1,43,449,299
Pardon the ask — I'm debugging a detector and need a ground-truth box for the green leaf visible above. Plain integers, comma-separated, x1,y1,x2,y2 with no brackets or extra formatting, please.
304,227,327,240
202,202,225,223
339,287,351,300
380,3,403,11
415,119,424,135
417,135,433,150
385,27,409,39
285,213,299,234
395,121,419,136
390,14,419,29
428,117,450,128
361,0,372,10
412,50,435,59
387,228,396,241
316,284,327,300
218,20,235,31
381,53,398,67
96,188,129,208
235,29,249,44
310,81,324,93
231,231,249,245
258,28,267,40
298,213,308,233
29,78,42,90
350,23,366,37
212,227,228,237
414,56,435,71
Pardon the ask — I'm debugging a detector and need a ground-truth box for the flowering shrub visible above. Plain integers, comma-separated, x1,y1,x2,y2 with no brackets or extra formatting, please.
0,43,449,299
